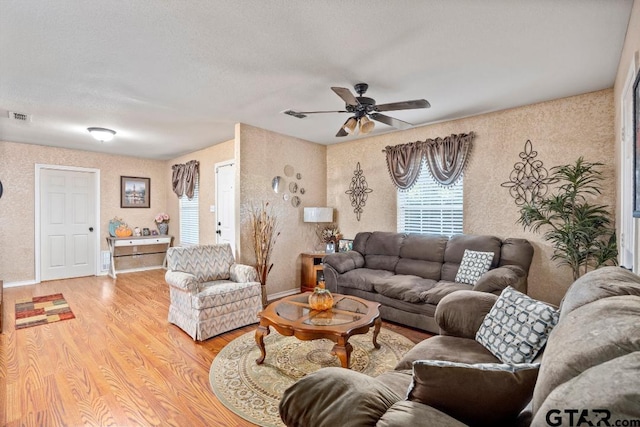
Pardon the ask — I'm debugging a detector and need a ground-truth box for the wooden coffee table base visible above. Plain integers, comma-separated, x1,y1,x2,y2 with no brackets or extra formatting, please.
255,316,382,369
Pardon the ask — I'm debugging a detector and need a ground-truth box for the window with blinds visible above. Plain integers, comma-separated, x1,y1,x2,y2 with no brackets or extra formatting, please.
397,170,463,236
179,177,199,246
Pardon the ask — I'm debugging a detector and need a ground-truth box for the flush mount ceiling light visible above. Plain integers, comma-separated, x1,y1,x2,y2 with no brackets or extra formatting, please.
87,127,116,142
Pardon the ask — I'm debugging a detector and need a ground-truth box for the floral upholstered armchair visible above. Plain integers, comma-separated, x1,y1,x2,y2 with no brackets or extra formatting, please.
165,243,262,341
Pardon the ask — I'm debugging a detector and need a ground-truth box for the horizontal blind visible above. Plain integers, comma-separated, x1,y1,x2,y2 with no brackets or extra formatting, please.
397,169,463,237
179,177,199,246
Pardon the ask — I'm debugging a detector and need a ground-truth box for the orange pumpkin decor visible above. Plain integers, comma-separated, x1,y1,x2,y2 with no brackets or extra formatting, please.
115,225,132,237
308,287,334,311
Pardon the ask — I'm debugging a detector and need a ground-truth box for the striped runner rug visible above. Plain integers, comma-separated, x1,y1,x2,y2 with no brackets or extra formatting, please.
15,293,75,330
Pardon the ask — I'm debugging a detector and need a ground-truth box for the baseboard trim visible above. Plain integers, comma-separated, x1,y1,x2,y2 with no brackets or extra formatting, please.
267,288,299,302
3,279,39,288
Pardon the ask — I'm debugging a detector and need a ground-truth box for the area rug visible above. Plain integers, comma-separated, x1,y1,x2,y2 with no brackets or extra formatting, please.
15,293,75,330
209,328,414,427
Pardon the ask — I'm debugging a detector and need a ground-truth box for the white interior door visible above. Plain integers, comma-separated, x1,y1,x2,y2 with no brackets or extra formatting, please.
40,168,97,280
215,161,236,253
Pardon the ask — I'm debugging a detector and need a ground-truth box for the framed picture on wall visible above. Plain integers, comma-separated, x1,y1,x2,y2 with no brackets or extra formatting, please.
338,239,353,252
121,176,150,208
634,71,640,217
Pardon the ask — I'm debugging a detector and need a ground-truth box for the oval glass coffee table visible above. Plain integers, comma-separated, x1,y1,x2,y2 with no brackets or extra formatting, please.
255,293,381,369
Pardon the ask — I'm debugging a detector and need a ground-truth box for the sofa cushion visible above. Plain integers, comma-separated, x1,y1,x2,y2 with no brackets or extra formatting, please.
373,275,437,303
395,335,500,370
364,231,404,271
166,244,233,282
532,352,640,426
279,367,401,427
476,287,559,364
532,295,640,414
375,369,413,398
441,235,501,282
395,234,448,280
420,281,472,305
408,360,539,427
377,400,467,427
454,249,494,285
338,268,394,292
559,266,640,320
498,238,534,273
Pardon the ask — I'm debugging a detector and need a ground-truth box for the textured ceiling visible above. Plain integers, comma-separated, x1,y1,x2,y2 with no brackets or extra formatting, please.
0,0,634,160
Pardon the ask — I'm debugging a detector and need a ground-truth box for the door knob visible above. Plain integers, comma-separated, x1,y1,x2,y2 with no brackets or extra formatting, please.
89,227,94,232
216,230,221,235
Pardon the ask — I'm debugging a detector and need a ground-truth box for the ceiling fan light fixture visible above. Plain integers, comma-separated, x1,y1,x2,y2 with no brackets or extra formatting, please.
343,117,358,134
359,116,374,134
87,127,116,142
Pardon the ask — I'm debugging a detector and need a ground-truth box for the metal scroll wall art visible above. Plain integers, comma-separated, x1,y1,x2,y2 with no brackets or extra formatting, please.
345,162,373,221
500,140,554,206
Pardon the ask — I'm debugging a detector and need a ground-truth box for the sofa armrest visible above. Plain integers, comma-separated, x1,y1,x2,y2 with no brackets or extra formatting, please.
165,270,199,292
473,265,527,294
230,263,259,283
279,367,401,427
323,251,365,293
323,251,365,274
435,290,498,339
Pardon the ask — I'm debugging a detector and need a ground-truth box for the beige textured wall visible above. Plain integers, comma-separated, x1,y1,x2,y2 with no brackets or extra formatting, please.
614,0,640,273
0,140,167,283
166,140,234,246
327,90,615,305
236,123,327,297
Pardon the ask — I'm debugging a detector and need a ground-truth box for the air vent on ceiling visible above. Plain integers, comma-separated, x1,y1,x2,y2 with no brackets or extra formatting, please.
8,111,31,122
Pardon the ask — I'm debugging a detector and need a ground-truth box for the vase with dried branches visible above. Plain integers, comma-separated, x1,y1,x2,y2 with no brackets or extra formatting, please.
250,202,280,308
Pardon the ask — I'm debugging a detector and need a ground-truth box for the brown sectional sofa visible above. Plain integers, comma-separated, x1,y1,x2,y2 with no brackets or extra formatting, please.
323,231,534,333
279,266,640,426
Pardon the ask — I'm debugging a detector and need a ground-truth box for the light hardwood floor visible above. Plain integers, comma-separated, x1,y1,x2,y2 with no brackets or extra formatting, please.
0,269,431,426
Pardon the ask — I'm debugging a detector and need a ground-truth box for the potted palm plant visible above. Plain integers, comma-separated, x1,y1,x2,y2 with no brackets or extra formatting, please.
517,157,617,280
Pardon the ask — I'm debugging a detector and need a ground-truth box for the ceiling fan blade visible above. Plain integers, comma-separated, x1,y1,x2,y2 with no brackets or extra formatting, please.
283,109,347,119
369,113,414,130
375,99,431,112
331,87,360,107
335,118,350,137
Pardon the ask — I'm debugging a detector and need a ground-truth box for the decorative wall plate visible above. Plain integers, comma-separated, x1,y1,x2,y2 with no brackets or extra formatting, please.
291,196,300,207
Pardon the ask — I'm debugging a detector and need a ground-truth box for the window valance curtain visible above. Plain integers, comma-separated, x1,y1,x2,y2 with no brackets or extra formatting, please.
171,160,200,198
383,132,474,189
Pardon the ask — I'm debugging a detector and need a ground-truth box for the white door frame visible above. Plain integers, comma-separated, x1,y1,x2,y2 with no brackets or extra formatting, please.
35,164,101,283
620,58,637,272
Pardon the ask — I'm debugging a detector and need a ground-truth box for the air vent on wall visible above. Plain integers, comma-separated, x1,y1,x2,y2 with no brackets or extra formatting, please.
8,111,31,122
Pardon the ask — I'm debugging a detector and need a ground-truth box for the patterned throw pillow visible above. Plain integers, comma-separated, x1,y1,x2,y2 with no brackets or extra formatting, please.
454,249,494,285
476,287,559,364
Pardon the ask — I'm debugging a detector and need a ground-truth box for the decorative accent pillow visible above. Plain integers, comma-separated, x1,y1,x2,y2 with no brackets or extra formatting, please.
407,360,540,427
454,249,494,285
476,286,559,364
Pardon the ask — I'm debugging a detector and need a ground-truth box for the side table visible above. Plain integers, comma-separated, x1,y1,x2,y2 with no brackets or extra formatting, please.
300,252,325,292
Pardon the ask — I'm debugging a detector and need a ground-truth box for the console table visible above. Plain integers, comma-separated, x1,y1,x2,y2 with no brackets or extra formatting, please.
106,235,173,278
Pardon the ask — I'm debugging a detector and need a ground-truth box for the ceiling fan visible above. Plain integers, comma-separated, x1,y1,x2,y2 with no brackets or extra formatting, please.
283,83,430,137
